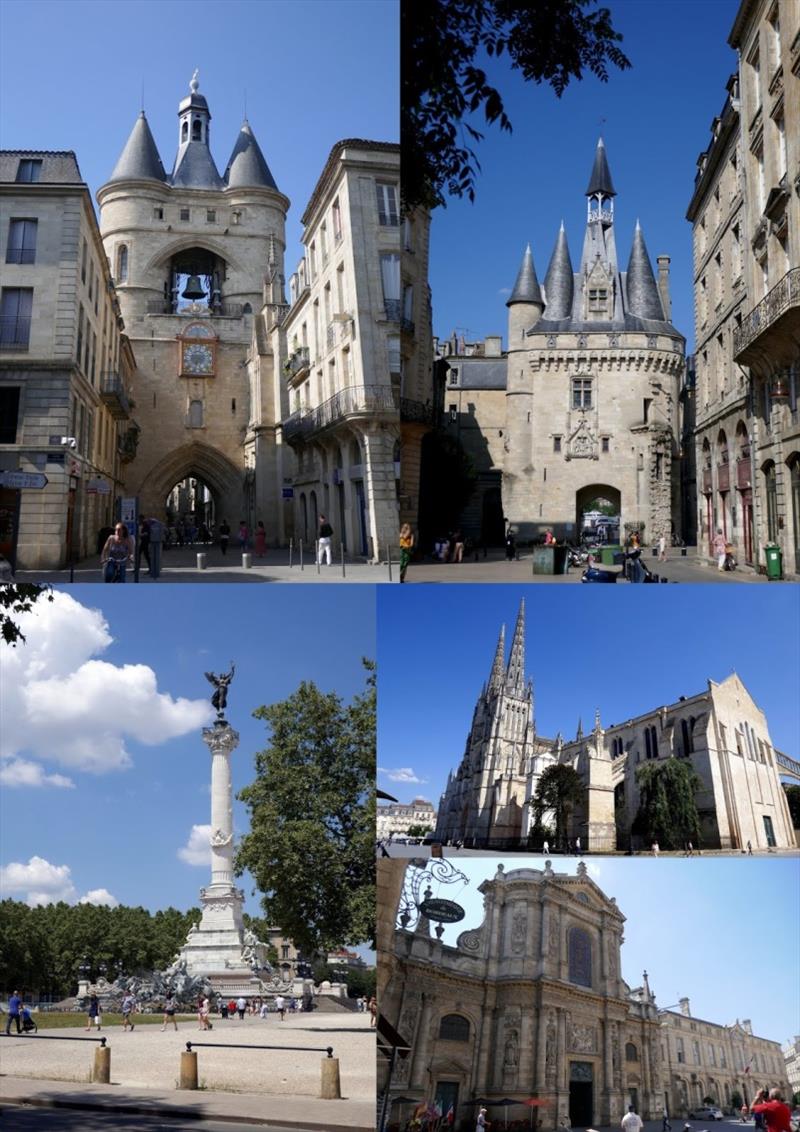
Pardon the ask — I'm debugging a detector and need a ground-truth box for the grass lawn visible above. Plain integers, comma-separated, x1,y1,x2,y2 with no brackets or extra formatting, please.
32,1011,196,1029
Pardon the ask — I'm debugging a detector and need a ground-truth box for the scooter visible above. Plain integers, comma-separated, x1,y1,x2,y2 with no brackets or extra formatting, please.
582,548,668,583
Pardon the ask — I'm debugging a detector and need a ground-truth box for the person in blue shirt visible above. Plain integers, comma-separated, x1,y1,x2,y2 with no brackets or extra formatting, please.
6,990,22,1034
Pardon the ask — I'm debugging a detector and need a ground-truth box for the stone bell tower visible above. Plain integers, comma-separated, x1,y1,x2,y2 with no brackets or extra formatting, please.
97,72,290,537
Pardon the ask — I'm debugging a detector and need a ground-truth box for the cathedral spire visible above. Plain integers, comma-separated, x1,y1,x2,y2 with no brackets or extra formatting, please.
576,717,584,740
585,137,616,198
506,600,526,693
488,624,506,694
543,222,574,320
626,220,665,320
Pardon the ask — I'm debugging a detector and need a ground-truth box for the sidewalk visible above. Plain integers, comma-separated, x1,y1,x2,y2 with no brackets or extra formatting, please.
0,1075,373,1130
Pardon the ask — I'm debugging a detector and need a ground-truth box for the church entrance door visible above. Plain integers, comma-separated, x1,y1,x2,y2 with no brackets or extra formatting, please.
569,1062,594,1127
435,1081,459,1122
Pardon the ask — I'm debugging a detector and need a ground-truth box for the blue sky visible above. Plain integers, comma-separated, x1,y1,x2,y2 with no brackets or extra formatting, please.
428,0,738,353
0,585,375,954
377,585,800,805
412,857,800,1045
0,0,398,270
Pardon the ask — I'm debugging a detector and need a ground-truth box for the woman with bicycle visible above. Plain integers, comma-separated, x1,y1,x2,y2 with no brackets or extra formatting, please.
100,522,134,583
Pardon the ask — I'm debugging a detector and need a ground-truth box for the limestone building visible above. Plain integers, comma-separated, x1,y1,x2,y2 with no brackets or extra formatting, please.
783,1034,800,1098
660,1000,790,1114
0,150,135,569
434,602,796,852
502,140,686,545
273,140,401,560
376,797,437,839
380,862,662,1128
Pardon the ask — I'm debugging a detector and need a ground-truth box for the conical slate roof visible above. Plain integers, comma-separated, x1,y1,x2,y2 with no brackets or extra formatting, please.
224,121,278,190
626,221,664,320
585,137,616,197
171,143,224,190
506,244,542,306
107,112,166,183
543,223,574,320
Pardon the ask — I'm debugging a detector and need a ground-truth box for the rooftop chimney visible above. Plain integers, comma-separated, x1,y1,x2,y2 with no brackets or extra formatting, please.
657,255,672,321
680,997,691,1016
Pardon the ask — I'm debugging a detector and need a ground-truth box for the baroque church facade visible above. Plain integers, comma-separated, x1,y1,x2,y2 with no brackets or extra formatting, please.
434,601,796,852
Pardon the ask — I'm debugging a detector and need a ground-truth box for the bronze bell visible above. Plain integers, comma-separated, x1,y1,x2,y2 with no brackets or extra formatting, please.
181,274,205,300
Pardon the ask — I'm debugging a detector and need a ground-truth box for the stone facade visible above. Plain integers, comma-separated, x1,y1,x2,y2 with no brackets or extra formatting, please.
435,602,796,852
660,1000,791,1114
783,1034,800,1098
502,141,685,546
0,150,133,569
399,206,434,535
276,141,401,561
380,862,661,1128
377,797,437,839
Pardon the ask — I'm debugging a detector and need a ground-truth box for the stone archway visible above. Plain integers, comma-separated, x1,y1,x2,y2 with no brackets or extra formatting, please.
137,442,243,525
576,484,622,543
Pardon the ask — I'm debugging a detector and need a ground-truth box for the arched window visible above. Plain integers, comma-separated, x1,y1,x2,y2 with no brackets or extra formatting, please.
182,121,188,142
439,1014,470,1042
763,461,778,542
568,927,592,987
717,429,729,465
242,302,252,315
681,719,693,757
625,1042,639,1062
116,245,128,283
192,119,202,141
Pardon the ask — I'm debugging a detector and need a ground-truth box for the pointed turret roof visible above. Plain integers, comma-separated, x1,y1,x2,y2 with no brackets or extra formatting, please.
171,144,224,189
543,223,574,320
585,137,616,197
626,221,665,320
506,600,526,693
488,625,506,694
507,244,542,306
224,121,279,190
107,112,166,184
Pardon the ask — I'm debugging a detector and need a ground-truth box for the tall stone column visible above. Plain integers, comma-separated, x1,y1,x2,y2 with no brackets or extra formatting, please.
206,721,238,890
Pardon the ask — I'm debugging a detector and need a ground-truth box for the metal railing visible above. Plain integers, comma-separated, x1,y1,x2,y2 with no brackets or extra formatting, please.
186,1040,333,1056
384,299,401,322
401,318,415,336
100,372,130,418
0,316,31,349
733,267,800,358
285,347,310,377
282,384,399,443
146,300,244,318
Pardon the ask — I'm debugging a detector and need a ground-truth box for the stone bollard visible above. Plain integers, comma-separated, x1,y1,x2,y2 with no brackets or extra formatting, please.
92,1042,110,1084
197,552,207,570
319,1053,341,1099
179,1049,198,1090
242,552,252,569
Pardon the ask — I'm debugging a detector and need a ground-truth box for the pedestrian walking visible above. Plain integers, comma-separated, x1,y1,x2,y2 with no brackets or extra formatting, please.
254,521,267,557
227,998,236,1018
575,837,582,856
122,991,136,1031
101,523,134,583
751,1089,792,1132
686,841,694,857
199,996,211,1030
622,1106,643,1132
5,990,22,1035
236,995,246,1020
86,993,101,1031
317,515,333,565
138,517,152,572
368,996,377,1028
476,1106,491,1130
218,519,231,555
275,995,286,1020
451,529,465,563
663,1107,672,1132
543,840,550,855
747,840,753,855
505,528,516,561
237,520,249,551
658,533,667,562
259,1000,269,1019
652,841,660,857
399,523,414,583
712,528,727,570
162,992,178,1031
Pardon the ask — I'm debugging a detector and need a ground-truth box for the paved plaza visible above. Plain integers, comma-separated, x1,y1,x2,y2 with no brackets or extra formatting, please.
380,842,799,860
0,1012,375,1129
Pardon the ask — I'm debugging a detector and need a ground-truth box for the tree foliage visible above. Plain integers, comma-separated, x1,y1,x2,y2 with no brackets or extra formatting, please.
529,764,585,851
0,583,53,646
784,784,800,829
235,662,375,957
403,0,631,210
0,900,200,997
632,760,701,850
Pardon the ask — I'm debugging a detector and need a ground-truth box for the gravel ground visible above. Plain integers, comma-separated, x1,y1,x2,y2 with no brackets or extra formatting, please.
0,1013,375,1100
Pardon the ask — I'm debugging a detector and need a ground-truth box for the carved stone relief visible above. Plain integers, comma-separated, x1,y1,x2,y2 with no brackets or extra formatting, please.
511,907,527,954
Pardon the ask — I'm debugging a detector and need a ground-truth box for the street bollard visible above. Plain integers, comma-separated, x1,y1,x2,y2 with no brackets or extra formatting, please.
300,539,304,571
242,552,252,569
197,553,207,570
341,544,346,578
319,1054,341,1099
92,1042,110,1084
289,539,293,568
387,551,393,582
316,540,321,574
179,1049,198,1090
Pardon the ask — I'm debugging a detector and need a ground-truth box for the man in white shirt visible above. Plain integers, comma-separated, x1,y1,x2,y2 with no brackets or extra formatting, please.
622,1106,643,1132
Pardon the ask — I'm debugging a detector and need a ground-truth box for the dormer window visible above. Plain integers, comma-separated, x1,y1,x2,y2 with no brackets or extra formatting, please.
589,288,608,311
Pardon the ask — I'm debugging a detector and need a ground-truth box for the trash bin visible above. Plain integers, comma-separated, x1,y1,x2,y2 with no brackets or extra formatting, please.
764,544,783,580
553,546,568,575
600,545,622,566
532,547,554,575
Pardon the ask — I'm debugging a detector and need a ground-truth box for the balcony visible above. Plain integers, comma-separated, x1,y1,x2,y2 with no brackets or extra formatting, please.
400,398,435,425
716,462,730,492
100,372,130,419
702,468,712,494
282,384,399,446
0,316,30,350
284,347,310,382
384,299,401,322
733,268,800,368
401,318,415,336
146,300,244,318
736,456,752,490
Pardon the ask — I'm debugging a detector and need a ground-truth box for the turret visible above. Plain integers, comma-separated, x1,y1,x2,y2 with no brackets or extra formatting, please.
543,223,574,320
626,220,665,321
171,71,224,189
506,243,543,345
224,120,279,191
106,112,166,185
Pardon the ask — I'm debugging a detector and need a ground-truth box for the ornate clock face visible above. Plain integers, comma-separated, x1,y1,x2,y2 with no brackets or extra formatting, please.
183,342,213,375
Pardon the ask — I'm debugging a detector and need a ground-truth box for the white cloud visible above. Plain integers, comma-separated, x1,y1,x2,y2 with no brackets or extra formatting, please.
79,888,119,907
378,766,428,784
0,591,213,777
178,824,212,866
498,286,512,295
0,856,77,905
0,758,75,789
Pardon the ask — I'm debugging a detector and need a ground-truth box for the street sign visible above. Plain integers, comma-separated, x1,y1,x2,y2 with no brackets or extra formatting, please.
282,487,294,499
418,897,465,923
87,478,112,495
0,471,49,490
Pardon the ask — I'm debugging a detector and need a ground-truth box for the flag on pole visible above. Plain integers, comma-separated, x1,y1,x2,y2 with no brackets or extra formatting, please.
446,1104,455,1125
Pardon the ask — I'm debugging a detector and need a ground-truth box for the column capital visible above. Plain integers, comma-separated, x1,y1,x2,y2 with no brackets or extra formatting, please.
202,721,240,755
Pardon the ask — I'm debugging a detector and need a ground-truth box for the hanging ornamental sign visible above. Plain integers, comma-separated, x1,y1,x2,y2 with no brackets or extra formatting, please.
418,897,465,923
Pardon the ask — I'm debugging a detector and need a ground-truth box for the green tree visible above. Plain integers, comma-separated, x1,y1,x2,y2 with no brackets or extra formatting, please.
730,1092,743,1113
529,765,585,851
784,784,800,828
632,760,701,850
406,824,433,839
0,584,53,646
403,0,630,210
235,662,375,956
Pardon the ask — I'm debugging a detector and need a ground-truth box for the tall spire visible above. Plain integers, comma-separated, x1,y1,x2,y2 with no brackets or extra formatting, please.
626,220,665,320
543,223,574,320
171,71,224,189
507,244,542,306
107,112,166,184
585,137,616,197
576,717,584,740
488,624,506,694
506,600,526,692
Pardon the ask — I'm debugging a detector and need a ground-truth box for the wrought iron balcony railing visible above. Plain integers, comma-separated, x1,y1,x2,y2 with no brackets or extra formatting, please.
733,267,800,360
284,347,310,379
99,372,130,420
146,300,244,318
282,384,399,444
